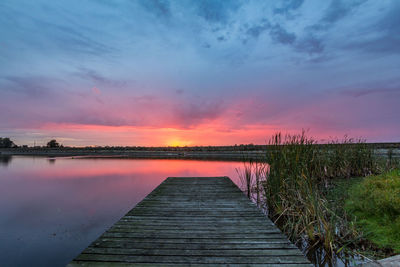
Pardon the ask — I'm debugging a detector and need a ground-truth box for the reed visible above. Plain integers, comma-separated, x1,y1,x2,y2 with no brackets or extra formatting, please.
236,160,253,199
238,131,390,263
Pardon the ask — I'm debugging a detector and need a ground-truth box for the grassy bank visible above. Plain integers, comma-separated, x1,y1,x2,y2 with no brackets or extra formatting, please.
238,132,399,265
345,170,400,254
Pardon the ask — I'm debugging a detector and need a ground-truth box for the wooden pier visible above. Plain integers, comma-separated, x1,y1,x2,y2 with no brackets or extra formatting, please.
68,177,311,266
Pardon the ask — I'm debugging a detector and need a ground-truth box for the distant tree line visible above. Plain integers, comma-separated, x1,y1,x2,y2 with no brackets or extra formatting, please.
0,138,64,148
47,139,60,148
0,137,16,148
1,137,399,151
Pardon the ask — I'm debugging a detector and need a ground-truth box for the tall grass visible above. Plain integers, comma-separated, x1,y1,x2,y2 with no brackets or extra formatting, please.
236,160,253,199
239,131,390,264
236,160,266,206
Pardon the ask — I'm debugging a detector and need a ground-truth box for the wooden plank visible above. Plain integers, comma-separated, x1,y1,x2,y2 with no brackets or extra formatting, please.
69,262,312,267
89,241,297,249
82,247,305,256
68,177,311,266
96,239,287,244
74,254,310,264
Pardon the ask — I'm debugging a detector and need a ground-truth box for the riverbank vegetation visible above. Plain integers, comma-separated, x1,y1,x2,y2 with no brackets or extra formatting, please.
346,170,400,254
237,132,399,265
0,137,16,148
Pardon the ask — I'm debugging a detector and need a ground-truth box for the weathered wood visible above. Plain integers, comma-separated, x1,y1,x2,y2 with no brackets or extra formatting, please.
89,241,297,249
68,177,311,266
69,263,313,267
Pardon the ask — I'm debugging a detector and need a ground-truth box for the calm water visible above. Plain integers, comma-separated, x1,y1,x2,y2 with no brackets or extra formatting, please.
0,156,242,267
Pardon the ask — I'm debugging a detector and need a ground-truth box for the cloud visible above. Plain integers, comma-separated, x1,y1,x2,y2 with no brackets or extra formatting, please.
340,80,400,97
343,2,400,55
245,19,270,39
1,0,399,143
192,0,242,24
273,0,304,15
140,0,171,18
294,34,324,54
322,0,352,24
217,36,226,42
32,20,114,57
173,99,225,127
74,68,127,88
310,0,366,31
269,24,296,45
1,76,63,97
343,87,400,98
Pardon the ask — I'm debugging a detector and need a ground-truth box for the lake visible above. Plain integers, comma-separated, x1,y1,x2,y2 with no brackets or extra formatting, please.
0,156,242,267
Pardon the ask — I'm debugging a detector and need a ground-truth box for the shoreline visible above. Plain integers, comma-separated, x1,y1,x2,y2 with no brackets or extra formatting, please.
0,149,265,161
1,145,399,161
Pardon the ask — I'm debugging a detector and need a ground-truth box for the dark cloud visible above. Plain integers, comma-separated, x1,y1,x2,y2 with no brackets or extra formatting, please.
295,35,324,54
344,2,400,54
322,0,351,23
245,20,271,39
379,2,400,35
74,68,127,88
31,20,114,57
174,100,225,127
347,36,400,55
342,87,400,98
310,0,366,31
2,76,62,97
58,111,132,127
140,0,171,18
245,21,320,56
217,36,226,42
270,24,296,45
273,0,304,15
297,0,366,57
193,0,241,24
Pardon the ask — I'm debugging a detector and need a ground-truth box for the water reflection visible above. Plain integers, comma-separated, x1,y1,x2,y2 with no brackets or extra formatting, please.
0,156,241,267
0,155,13,166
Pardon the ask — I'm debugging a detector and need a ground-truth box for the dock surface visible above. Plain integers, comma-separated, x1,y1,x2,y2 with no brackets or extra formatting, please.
68,177,311,266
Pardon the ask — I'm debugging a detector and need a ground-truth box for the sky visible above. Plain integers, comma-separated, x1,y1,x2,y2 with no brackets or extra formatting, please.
0,0,399,146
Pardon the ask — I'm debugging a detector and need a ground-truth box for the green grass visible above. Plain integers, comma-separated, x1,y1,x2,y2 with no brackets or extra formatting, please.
345,169,400,253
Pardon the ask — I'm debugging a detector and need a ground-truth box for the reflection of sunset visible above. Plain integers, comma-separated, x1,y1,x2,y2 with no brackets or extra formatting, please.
0,156,241,266
6,158,242,182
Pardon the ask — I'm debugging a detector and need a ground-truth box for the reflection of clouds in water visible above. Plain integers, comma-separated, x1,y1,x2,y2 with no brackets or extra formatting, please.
1,174,148,229
0,157,241,266
0,155,12,166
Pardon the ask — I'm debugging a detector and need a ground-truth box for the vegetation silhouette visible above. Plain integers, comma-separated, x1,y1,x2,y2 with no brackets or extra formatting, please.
0,137,16,148
46,139,60,148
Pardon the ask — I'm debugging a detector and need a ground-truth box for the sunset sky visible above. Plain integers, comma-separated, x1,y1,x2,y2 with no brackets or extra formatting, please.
1,0,399,146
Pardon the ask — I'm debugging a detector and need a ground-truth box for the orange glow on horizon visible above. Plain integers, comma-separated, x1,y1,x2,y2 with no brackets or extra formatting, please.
16,120,376,147
166,139,192,147
35,122,282,146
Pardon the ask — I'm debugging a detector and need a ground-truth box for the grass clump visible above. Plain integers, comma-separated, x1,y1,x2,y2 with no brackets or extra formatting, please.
345,169,400,253
238,131,391,264
262,132,366,257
